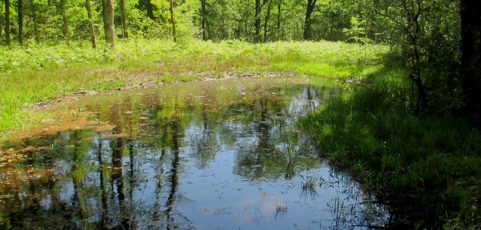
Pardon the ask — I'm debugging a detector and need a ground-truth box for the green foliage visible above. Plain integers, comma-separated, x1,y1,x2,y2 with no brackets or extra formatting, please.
343,16,369,44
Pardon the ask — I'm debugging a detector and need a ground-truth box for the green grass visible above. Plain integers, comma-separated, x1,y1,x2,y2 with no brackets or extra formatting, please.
0,39,387,139
299,62,481,228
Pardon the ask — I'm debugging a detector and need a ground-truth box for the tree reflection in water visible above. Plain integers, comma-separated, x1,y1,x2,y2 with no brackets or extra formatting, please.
0,78,388,229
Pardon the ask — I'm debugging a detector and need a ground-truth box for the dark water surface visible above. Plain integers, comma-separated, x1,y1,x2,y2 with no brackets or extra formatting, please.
0,77,388,229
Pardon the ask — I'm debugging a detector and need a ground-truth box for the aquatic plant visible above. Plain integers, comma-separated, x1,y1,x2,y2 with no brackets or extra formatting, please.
301,176,319,197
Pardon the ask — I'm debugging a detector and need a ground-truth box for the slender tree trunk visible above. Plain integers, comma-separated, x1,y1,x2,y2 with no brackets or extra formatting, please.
0,8,3,44
254,0,261,42
18,0,23,44
85,0,96,48
0,17,2,45
169,0,176,42
5,0,10,46
460,0,481,121
276,0,281,40
263,0,272,42
200,0,207,40
244,4,248,37
146,3,154,20
102,0,107,38
31,0,40,43
119,0,127,38
402,0,426,112
303,0,316,40
59,0,70,43
102,0,115,47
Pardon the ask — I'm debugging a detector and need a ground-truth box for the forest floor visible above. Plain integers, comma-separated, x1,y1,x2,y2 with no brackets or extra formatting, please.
1,39,480,228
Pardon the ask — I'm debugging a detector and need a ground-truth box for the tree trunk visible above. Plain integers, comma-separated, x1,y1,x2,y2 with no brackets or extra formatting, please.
169,0,176,42
119,0,127,38
254,0,261,42
0,12,2,44
145,0,154,19
254,0,268,42
59,0,70,43
303,0,316,40
276,0,281,40
18,0,23,44
31,0,40,43
244,2,248,38
403,0,427,112
85,0,96,48
263,0,272,42
5,0,10,46
200,0,207,40
139,0,154,19
102,0,115,47
460,0,481,121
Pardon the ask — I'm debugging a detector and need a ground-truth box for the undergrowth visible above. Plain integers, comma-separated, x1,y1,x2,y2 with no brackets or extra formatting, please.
299,63,481,228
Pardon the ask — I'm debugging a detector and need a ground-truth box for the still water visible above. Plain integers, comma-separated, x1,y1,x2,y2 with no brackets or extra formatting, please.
0,77,388,229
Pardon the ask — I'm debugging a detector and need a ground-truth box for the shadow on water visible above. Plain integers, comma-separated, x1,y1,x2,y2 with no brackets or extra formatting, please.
0,77,388,229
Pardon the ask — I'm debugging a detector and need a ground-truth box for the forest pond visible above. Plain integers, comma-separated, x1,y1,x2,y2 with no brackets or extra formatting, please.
0,77,388,229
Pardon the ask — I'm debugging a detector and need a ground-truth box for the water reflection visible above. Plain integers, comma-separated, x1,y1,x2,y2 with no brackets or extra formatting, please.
0,78,387,229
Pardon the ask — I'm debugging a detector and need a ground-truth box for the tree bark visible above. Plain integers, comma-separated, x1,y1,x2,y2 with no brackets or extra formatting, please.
59,0,70,43
18,0,23,44
85,0,96,48
5,0,10,46
460,0,481,121
102,0,115,47
169,0,176,42
31,0,40,43
303,0,316,40
119,0,127,38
